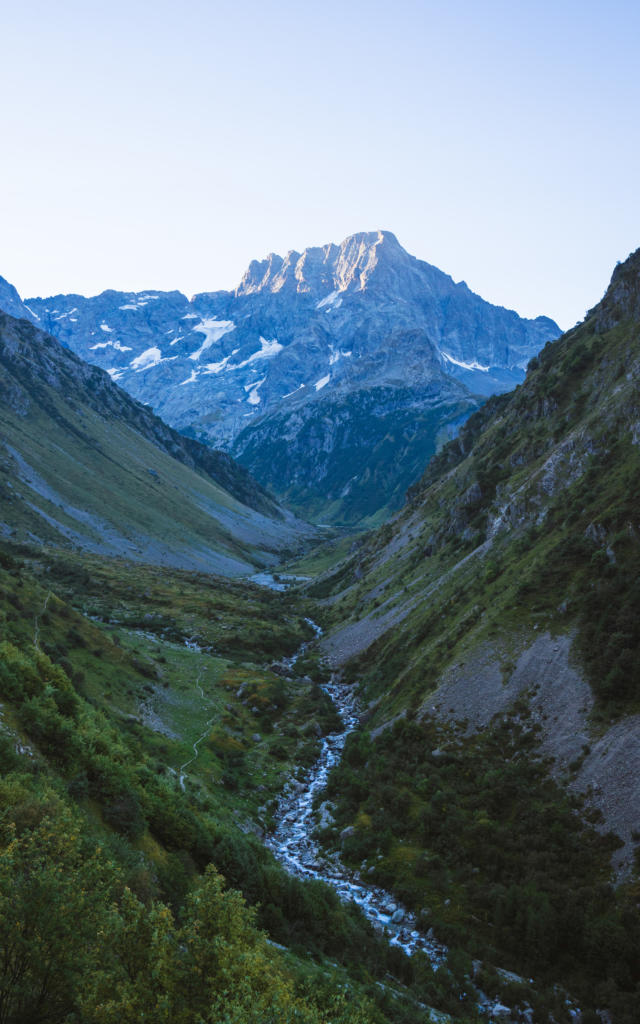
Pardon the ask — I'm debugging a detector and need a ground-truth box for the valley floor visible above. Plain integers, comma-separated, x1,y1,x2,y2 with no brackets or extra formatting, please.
1,539,639,1023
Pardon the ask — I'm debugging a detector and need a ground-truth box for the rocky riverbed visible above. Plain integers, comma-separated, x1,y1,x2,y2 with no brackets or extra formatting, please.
265,619,447,965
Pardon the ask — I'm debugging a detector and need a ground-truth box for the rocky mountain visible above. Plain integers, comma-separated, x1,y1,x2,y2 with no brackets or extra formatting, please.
0,311,315,574
22,231,560,523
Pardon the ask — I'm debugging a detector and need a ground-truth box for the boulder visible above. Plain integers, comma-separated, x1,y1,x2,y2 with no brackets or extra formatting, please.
317,800,336,829
490,1003,512,1020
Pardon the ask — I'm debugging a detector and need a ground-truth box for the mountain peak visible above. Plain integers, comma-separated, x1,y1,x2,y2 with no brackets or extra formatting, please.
19,233,560,525
332,229,412,292
235,230,413,299
236,252,285,295
344,228,401,249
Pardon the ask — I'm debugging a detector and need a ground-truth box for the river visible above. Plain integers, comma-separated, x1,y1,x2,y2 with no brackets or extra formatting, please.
264,617,447,965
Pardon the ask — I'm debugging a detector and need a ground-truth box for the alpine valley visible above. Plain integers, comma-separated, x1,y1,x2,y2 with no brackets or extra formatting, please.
0,243,639,1024
24,231,560,525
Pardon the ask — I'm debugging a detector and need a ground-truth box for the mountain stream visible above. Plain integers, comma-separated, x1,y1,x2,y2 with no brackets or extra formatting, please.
265,617,447,965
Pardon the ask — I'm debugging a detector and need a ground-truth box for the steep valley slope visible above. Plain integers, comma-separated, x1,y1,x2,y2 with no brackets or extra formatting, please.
0,311,315,574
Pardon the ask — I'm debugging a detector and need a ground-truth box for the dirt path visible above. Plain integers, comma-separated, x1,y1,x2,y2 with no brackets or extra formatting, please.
178,660,216,791
33,591,51,650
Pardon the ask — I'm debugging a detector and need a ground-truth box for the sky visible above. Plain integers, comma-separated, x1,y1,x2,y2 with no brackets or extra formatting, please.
1,0,639,329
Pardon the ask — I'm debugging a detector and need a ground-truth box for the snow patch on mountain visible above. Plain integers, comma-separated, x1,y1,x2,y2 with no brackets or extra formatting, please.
90,339,132,352
189,318,236,361
203,349,240,375
118,295,160,312
246,377,266,405
441,351,491,373
316,290,343,311
131,347,163,371
52,308,78,320
329,347,352,366
180,369,198,386
230,336,283,371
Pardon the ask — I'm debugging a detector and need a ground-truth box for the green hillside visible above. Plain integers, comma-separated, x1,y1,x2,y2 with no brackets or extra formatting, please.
0,312,315,575
302,249,640,1020
0,545,435,1024
314,248,640,718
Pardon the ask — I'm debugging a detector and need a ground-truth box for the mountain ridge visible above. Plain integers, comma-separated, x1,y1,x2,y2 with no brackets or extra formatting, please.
16,230,560,523
0,275,40,325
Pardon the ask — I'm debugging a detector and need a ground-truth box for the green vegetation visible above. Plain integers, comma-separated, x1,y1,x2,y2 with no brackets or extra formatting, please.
315,311,640,719
0,543,478,1023
0,794,377,1024
0,313,308,573
283,532,357,579
234,385,476,526
318,715,640,1020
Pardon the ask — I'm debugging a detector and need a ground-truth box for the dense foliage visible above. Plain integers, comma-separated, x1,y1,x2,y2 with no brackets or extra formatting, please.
0,789,376,1024
0,549,474,1024
320,716,640,1021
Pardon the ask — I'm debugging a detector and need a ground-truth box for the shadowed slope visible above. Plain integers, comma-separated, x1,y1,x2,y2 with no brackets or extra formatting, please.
0,312,315,573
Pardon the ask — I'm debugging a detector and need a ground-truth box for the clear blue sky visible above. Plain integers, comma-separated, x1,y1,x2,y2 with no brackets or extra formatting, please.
2,0,638,328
